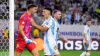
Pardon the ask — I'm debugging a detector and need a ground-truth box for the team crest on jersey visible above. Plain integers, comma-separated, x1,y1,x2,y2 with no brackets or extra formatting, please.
22,21,25,24
45,22,49,25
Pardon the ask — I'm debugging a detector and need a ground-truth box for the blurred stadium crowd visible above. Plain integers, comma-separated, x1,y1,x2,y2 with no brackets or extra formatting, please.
0,1,9,54
14,0,100,25
0,0,9,20
0,0,9,39
0,20,9,39
0,0,100,39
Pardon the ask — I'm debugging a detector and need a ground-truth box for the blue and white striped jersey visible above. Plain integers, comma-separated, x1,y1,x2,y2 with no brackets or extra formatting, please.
42,16,59,44
83,25,91,42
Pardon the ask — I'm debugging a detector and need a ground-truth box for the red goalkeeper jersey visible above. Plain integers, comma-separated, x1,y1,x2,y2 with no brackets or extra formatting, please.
16,12,32,41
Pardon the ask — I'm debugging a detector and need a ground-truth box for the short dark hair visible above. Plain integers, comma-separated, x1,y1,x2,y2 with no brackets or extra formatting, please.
27,4,37,10
44,7,52,15
87,19,91,22
54,10,61,14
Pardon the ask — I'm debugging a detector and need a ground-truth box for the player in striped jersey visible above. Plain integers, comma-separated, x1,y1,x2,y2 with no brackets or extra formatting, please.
80,19,92,56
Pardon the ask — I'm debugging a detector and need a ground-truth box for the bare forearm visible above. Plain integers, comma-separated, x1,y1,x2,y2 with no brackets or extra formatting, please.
58,37,63,40
35,25,45,32
58,34,64,40
58,35,68,42
31,19,45,32
91,38,92,42
19,25,26,38
19,30,25,38
83,33,88,41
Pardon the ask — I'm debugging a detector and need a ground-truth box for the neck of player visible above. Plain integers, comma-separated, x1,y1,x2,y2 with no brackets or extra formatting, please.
46,15,51,19
88,25,90,27
54,17,58,22
27,11,32,16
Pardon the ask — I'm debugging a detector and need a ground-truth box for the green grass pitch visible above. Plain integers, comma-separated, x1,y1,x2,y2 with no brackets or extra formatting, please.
19,50,100,56
0,50,100,56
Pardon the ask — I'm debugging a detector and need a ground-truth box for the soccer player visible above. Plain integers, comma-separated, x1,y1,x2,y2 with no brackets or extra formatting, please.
80,19,92,56
31,8,68,56
16,4,39,56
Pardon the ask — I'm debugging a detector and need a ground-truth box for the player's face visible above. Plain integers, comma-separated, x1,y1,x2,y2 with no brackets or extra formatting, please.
31,7,38,14
87,21,91,27
42,9,50,18
56,11,61,19
54,11,61,19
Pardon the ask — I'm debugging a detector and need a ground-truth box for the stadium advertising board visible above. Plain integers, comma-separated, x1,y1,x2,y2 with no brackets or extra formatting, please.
58,25,100,50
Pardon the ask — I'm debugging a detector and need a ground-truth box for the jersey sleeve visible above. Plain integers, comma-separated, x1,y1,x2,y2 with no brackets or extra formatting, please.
42,19,53,28
19,16,27,26
84,26,87,33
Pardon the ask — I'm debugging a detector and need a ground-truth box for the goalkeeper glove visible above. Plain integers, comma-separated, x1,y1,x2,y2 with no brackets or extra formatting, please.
24,36,32,44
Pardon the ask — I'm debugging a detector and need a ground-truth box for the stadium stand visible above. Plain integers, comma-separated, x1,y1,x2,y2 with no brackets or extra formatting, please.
15,0,100,25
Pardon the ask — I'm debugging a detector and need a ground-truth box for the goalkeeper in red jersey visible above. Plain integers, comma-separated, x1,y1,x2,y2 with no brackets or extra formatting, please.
15,4,39,56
